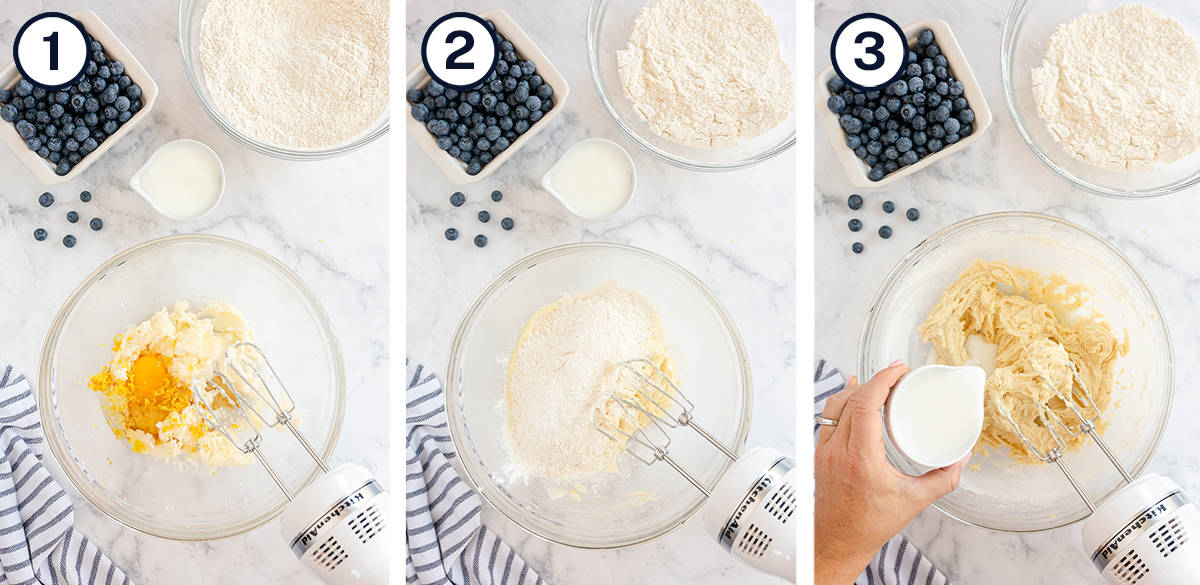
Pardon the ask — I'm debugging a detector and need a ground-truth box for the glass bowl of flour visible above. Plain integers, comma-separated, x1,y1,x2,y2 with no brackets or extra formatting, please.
444,243,754,548
1003,0,1200,197
587,0,796,172
179,0,389,160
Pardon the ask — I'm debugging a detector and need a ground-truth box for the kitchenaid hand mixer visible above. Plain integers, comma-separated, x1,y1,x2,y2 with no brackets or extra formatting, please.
596,358,797,582
197,342,388,585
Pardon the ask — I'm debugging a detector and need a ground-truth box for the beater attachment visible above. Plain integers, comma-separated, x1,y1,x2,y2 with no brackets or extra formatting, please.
994,363,1134,511
593,358,737,495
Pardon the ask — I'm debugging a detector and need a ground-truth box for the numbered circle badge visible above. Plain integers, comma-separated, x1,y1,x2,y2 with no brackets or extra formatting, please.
421,12,499,90
13,12,91,90
830,13,906,91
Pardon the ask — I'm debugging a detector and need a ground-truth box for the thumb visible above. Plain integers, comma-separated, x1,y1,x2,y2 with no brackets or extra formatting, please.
910,453,970,502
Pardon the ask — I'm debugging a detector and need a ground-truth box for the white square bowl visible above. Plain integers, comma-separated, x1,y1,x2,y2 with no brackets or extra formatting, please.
405,8,569,185
816,19,991,189
0,9,158,186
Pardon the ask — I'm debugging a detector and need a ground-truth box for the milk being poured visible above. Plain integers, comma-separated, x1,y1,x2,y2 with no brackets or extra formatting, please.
886,365,986,468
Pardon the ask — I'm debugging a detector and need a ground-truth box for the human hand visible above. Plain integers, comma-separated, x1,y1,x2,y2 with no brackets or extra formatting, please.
814,361,970,585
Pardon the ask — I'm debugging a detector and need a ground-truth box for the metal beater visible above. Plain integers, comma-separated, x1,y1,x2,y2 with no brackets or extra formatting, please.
594,358,798,582
193,342,389,585
993,362,1134,512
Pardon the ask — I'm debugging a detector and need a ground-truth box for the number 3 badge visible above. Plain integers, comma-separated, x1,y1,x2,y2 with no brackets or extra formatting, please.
830,13,907,92
13,12,92,90
420,12,499,90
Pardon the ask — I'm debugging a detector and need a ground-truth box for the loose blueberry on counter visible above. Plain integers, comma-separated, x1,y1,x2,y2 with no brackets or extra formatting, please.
906,208,920,221
478,210,491,223
444,228,459,241
66,211,79,223
501,217,514,231
882,201,895,213
38,192,54,207
81,191,93,204
89,217,103,231
491,190,503,202
62,235,76,248
852,242,864,254
847,193,863,210
450,192,466,207
33,228,47,241
878,225,893,239
474,234,488,248
848,218,862,232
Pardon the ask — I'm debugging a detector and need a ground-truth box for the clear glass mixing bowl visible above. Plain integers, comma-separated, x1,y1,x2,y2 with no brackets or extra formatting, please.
586,0,796,171
1002,0,1200,198
445,243,753,548
38,235,346,540
177,0,388,160
859,212,1173,532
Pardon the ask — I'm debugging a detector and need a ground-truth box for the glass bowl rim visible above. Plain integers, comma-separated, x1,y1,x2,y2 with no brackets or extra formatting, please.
584,0,796,172
858,211,1175,532
176,0,389,161
445,241,755,548
1000,0,1200,199
37,233,347,541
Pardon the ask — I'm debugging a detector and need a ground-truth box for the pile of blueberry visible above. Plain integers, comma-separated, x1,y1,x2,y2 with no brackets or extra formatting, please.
34,190,104,248
407,20,555,176
826,29,976,182
845,193,918,255
0,38,145,176
445,189,515,248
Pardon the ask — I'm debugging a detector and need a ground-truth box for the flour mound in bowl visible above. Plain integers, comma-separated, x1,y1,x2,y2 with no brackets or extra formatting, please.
616,0,794,148
199,0,389,150
503,282,676,481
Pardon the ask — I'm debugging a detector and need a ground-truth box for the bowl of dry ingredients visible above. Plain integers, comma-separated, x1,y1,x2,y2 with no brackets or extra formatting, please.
178,0,389,159
587,0,796,171
1003,0,1200,198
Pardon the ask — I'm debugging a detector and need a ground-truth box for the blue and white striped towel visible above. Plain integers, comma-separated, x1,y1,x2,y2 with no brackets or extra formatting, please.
406,359,547,585
0,361,134,585
814,358,952,585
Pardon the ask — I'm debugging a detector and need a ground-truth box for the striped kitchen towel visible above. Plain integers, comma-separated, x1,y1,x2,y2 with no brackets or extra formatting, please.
406,359,547,585
814,358,952,585
0,361,135,585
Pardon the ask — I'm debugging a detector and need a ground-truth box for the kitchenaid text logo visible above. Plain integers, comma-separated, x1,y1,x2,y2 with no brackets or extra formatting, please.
290,480,382,554
1099,502,1168,562
719,457,792,548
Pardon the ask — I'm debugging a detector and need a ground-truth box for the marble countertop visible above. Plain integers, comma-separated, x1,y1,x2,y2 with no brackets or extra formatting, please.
406,1,795,584
817,2,1200,583
0,1,387,583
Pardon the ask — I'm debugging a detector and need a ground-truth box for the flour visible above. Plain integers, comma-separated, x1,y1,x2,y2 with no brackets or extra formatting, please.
503,283,672,480
616,0,793,148
1032,4,1200,171
199,0,389,150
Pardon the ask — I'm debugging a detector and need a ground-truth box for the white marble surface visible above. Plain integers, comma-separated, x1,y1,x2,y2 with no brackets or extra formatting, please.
406,1,795,584
0,1,387,583
816,2,1200,584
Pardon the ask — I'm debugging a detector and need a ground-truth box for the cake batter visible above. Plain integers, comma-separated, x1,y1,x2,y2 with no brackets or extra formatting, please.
918,261,1127,462
88,301,254,467
503,282,675,480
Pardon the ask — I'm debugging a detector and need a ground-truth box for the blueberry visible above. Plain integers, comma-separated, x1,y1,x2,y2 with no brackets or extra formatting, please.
946,132,961,144
473,234,488,248
477,138,491,152
527,110,543,123
0,104,17,122
33,228,47,241
961,123,973,136
827,95,846,113
925,44,941,58
0,88,9,102
501,217,514,231
15,120,35,139
900,150,919,166
889,79,908,96
493,136,510,152
878,225,893,239
828,77,846,93
488,78,503,93
66,210,79,223
514,119,530,133
536,84,552,99
62,234,76,248
24,137,40,151
457,137,473,151
884,146,898,160
520,61,536,76
494,102,510,117
80,190,92,202
933,105,951,122
14,79,32,97
444,228,459,241
840,115,862,134
934,54,948,68
917,29,934,47
908,76,924,94
958,109,975,124
450,191,466,207
868,166,885,182
406,88,423,103
848,218,862,232
84,97,99,113
84,112,99,127
93,77,108,93
899,104,916,121
846,134,862,150
479,152,493,164
81,138,97,153
906,208,920,221
896,137,913,153
935,81,949,96
38,192,54,208
481,93,497,110
928,138,944,152
126,84,142,100
491,190,503,202
478,210,491,223
114,96,130,112
427,81,445,97
943,118,961,135
514,105,530,119
852,242,865,254
466,160,483,175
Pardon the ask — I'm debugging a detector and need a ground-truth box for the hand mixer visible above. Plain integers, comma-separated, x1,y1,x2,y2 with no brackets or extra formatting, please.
594,358,797,582
195,342,388,585
995,364,1200,585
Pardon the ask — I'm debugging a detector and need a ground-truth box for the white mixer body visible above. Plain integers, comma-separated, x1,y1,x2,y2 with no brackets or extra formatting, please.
1082,473,1200,585
703,446,797,582
280,463,389,585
